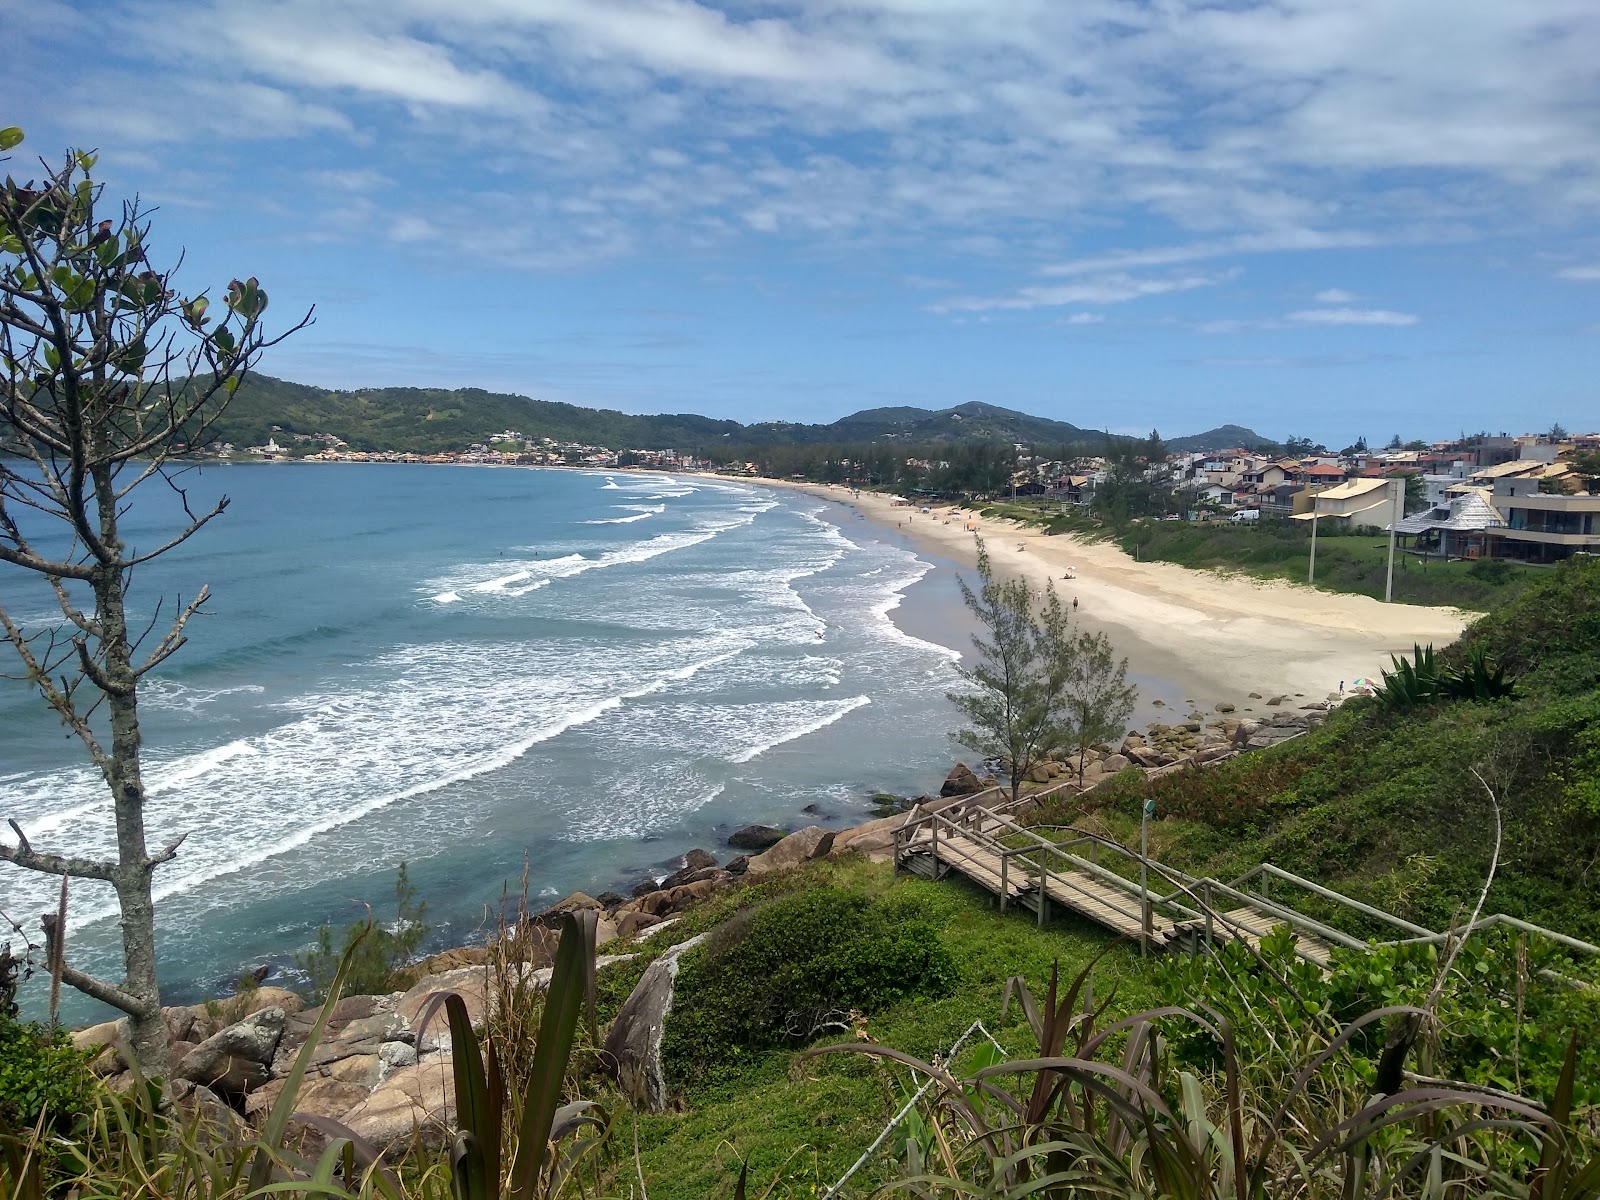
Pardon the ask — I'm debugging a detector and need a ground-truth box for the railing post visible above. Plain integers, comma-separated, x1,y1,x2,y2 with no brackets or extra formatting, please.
931,818,939,879
1037,867,1048,928
1261,873,1270,903
1203,881,1214,951
999,853,1009,913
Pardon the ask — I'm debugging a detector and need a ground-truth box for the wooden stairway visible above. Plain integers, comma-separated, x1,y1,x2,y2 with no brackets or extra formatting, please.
899,823,1189,948
1216,905,1337,967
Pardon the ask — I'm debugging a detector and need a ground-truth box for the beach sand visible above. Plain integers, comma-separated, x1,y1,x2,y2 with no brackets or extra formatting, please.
749,479,1471,712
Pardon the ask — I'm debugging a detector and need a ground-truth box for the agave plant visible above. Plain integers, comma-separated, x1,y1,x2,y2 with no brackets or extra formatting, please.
1440,646,1519,703
1374,644,1443,711
808,958,1598,1199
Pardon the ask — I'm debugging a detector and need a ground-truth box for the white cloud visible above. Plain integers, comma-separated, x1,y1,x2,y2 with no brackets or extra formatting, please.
13,0,1600,274
1557,265,1600,281
934,270,1237,313
1288,308,1419,326
1315,288,1358,302
1062,312,1106,325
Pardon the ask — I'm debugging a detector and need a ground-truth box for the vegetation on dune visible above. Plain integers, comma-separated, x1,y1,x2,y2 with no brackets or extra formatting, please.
973,496,1537,611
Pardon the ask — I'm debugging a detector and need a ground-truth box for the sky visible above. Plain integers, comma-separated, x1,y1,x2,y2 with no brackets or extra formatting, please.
3,0,1599,445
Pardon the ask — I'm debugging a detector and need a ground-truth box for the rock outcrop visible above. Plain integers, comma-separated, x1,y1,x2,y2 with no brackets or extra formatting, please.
727,824,787,850
940,762,984,797
745,825,835,875
602,933,710,1113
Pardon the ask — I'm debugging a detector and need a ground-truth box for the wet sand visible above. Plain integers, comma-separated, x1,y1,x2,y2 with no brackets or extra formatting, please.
751,480,1471,711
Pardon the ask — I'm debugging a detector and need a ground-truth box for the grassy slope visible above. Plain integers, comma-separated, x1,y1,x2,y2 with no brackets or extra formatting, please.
586,565,1600,1198
1061,557,1600,940
596,858,1163,1199
974,498,1535,611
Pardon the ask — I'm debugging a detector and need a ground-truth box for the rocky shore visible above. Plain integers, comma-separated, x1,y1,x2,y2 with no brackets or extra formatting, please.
69,697,1336,1153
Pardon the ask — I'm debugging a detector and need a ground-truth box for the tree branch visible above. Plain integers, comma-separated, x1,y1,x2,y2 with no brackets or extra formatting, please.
58,959,148,1018
1,824,117,881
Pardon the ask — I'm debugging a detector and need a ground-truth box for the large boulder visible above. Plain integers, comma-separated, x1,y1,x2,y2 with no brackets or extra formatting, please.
727,824,786,851
534,891,603,926
602,934,710,1112
682,848,717,871
616,910,662,939
1124,746,1164,768
340,1060,455,1154
416,945,490,974
396,966,492,1042
829,811,915,863
72,1018,131,1076
940,762,984,797
1100,754,1131,774
177,1008,286,1097
745,826,835,876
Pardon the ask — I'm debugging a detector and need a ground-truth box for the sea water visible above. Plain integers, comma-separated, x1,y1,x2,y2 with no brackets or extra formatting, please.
0,465,966,1016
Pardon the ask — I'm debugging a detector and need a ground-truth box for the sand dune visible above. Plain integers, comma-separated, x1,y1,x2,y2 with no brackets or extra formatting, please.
752,480,1471,709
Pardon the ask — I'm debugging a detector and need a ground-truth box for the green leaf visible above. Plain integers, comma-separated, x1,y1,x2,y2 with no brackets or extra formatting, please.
0,128,23,152
213,325,236,354
507,909,598,1200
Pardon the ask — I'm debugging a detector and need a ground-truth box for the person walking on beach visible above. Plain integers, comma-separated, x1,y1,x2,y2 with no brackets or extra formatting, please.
1073,596,1079,611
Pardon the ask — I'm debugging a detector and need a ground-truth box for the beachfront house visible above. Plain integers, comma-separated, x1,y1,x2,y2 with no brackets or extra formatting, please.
1290,476,1405,531
1483,484,1600,563
1389,490,1505,560
1258,483,1304,519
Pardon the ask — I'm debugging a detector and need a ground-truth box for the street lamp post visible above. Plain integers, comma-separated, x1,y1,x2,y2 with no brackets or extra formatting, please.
1140,797,1155,956
1308,513,1319,584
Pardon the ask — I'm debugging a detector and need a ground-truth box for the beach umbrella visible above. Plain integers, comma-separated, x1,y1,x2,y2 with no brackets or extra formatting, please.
1350,676,1381,690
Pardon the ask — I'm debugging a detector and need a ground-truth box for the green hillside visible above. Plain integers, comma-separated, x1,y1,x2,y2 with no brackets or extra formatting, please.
215,374,1270,455
1082,556,1600,940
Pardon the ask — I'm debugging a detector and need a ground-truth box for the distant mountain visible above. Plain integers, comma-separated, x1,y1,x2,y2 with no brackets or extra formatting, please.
1167,424,1280,453
216,375,1269,456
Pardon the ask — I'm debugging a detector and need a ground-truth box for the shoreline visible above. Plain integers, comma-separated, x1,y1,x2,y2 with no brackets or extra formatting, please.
741,477,1470,711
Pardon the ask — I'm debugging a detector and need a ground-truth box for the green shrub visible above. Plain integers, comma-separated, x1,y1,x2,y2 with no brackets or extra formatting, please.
294,862,429,1002
1161,925,1600,1109
0,1012,97,1132
661,886,958,1089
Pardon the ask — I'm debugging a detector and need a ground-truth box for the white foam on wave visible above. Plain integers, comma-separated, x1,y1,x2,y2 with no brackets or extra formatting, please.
724,696,871,763
141,680,268,714
429,501,773,603
583,503,665,525
599,477,621,490
433,591,462,604
0,632,755,927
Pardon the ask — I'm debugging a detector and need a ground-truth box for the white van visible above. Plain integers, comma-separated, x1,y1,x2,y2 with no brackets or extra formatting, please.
1229,510,1260,523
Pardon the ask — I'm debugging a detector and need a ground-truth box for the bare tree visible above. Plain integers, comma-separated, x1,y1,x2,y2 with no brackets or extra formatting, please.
0,127,310,1071
947,538,1075,804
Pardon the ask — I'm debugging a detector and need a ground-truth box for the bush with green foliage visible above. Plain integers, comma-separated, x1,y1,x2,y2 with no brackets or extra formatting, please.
0,1012,96,1133
661,886,959,1087
1161,925,1600,1110
294,863,429,1002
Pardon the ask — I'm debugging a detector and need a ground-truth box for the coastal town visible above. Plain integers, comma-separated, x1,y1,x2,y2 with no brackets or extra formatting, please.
226,423,1600,564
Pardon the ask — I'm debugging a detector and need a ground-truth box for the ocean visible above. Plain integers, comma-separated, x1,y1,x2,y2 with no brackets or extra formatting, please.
0,465,969,1017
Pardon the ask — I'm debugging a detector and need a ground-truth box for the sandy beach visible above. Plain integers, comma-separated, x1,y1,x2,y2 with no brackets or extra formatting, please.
750,479,1472,712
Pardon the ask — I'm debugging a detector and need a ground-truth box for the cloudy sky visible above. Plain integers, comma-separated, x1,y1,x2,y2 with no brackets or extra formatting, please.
5,0,1598,443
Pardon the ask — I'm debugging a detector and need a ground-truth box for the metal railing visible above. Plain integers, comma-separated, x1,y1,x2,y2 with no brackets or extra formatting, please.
895,803,1600,969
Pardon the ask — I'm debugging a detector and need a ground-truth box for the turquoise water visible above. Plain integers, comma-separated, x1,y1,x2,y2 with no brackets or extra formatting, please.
0,466,968,1017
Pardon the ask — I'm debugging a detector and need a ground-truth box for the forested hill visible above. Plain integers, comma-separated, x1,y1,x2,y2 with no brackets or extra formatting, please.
217,374,1271,455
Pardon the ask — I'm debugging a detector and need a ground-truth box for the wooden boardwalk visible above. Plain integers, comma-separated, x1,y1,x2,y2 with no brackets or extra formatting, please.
894,790,1344,963
892,786,1600,972
896,796,1194,951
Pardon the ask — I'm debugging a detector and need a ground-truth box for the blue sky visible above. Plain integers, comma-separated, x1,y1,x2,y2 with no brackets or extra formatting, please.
4,0,1598,445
